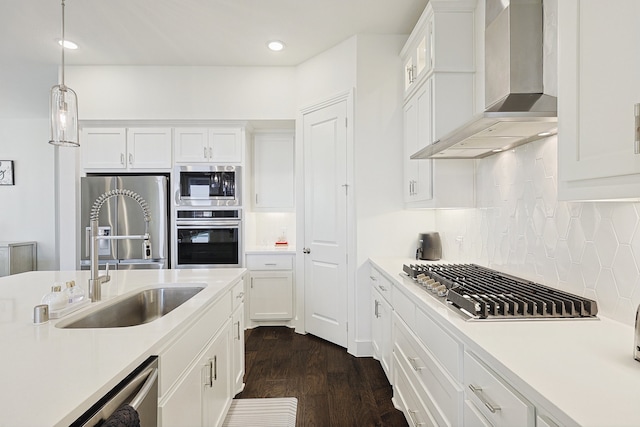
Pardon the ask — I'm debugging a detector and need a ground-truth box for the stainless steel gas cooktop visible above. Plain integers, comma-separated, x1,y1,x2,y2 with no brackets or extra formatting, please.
402,263,598,320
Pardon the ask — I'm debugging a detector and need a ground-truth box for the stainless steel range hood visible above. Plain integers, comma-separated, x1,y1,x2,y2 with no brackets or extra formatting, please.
412,0,557,160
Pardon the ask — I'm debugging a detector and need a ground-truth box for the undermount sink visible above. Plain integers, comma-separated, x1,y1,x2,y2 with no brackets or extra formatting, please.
57,286,205,329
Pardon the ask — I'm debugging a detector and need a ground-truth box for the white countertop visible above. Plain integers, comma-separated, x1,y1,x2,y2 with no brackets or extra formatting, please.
370,257,640,427
245,245,296,255
0,268,246,427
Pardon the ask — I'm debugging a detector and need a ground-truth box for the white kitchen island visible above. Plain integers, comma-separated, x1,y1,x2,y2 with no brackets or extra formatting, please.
0,268,246,427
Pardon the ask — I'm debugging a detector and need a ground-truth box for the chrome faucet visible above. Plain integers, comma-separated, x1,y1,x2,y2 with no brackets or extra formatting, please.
88,189,152,302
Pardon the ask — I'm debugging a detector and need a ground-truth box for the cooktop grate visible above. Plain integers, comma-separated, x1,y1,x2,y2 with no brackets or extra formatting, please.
402,263,598,319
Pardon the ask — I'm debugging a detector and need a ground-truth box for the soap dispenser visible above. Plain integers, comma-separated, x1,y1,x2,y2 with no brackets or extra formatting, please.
64,280,85,304
41,284,68,311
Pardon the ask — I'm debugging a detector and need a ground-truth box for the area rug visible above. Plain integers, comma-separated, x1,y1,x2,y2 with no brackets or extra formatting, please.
222,397,298,427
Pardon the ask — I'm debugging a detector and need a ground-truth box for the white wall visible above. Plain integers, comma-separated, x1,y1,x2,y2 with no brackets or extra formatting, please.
66,66,297,120
295,38,357,108
353,34,436,351
0,66,59,271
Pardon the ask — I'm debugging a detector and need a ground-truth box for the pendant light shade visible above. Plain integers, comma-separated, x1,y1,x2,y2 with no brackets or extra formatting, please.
49,0,79,147
49,84,79,146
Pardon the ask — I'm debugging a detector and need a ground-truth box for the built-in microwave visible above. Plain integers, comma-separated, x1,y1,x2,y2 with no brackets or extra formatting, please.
175,165,241,207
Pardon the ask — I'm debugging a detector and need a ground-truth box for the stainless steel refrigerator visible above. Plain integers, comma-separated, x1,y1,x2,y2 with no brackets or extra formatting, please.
80,175,169,269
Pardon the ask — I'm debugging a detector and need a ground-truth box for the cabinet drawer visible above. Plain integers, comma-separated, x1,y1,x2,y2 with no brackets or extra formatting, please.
246,254,293,270
463,400,492,427
160,292,231,397
394,313,462,427
394,350,438,427
392,284,416,329
231,279,245,310
415,307,462,381
463,351,533,427
369,266,392,303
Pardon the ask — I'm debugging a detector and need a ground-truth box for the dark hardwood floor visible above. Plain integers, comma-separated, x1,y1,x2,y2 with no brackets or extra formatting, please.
236,326,409,427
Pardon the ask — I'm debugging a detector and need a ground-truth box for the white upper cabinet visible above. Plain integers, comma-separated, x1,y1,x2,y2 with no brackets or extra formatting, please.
404,80,433,203
402,0,475,98
82,127,172,171
558,0,640,200
174,127,243,164
126,128,172,169
402,0,476,208
82,128,127,170
252,131,295,210
173,128,209,163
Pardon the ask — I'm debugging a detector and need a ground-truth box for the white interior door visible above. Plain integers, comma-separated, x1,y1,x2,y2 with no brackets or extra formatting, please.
303,100,348,348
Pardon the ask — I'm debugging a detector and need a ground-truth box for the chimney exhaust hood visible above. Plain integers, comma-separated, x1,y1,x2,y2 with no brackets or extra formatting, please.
411,0,557,160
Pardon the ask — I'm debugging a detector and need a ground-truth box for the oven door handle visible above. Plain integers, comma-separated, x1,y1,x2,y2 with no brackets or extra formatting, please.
176,221,241,227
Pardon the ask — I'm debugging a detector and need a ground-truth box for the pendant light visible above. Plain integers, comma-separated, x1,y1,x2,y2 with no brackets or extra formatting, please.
49,0,79,147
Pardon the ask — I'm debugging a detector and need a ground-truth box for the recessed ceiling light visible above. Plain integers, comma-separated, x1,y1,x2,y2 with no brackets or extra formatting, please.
267,40,285,52
57,39,78,49
537,131,553,137
492,148,503,153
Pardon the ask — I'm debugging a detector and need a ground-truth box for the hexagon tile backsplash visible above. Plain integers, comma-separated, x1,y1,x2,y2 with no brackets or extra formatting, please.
435,135,640,326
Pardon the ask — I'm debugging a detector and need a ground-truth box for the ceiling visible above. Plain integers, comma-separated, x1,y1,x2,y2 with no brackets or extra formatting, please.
2,0,429,67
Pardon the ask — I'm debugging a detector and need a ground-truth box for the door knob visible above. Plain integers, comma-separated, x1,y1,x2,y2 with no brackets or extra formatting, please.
303,248,311,254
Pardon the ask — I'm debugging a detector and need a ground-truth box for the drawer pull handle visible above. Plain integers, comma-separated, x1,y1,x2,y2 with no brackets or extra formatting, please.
408,357,425,371
469,384,501,413
635,103,640,154
374,300,380,318
407,409,426,426
236,291,244,299
370,275,377,281
264,263,277,266
379,285,387,292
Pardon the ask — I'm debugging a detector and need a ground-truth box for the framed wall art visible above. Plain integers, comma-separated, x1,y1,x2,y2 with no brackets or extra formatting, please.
0,161,14,185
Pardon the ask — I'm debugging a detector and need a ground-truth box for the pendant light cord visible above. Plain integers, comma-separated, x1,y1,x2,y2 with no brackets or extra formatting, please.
61,0,65,87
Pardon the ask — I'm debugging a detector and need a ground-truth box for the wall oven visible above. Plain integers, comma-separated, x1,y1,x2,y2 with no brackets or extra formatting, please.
173,208,242,268
175,165,241,207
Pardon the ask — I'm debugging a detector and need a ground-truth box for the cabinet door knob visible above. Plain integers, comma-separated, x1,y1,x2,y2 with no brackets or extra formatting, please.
303,248,311,254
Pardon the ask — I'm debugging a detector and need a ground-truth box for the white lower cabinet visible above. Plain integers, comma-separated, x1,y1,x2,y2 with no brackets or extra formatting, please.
159,280,244,427
463,351,533,427
370,264,393,378
246,254,294,322
393,311,462,427
536,414,560,427
463,399,493,427
394,348,438,427
370,261,559,427
160,320,230,427
371,287,392,379
231,279,245,395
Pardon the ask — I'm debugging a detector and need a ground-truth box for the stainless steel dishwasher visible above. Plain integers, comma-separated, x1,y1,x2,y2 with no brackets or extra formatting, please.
71,356,158,427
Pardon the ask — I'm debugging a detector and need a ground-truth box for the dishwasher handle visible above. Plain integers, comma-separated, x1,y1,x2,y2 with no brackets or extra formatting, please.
129,367,158,410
